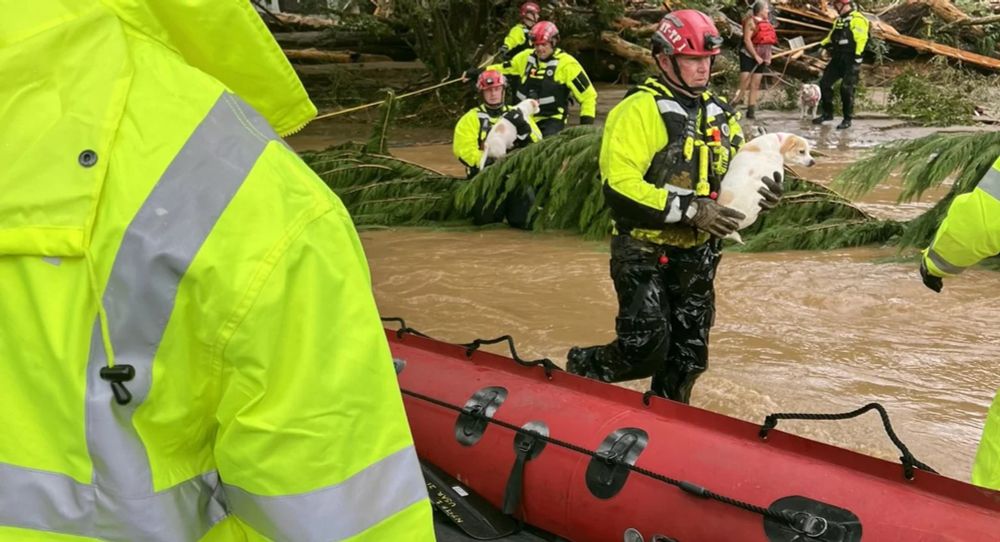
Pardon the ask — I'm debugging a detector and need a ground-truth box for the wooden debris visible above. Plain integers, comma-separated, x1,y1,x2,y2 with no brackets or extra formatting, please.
776,4,1000,72
273,31,416,61
283,49,394,63
271,12,337,30
916,0,986,39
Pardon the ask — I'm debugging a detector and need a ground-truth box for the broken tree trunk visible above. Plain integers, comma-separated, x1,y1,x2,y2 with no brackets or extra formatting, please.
273,31,416,60
880,2,931,35
941,13,1000,29
598,32,656,69
283,49,394,63
269,12,337,30
917,0,987,40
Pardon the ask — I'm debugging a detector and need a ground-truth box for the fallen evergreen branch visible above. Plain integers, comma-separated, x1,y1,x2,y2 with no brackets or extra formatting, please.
835,130,1000,248
301,127,936,253
300,143,463,226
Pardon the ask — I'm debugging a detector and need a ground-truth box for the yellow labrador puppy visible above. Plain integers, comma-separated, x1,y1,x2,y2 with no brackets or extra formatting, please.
717,132,815,243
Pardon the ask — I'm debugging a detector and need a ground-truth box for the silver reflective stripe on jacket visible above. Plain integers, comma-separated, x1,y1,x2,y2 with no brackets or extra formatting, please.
978,165,1000,200
926,247,965,275
225,446,427,542
0,91,275,540
656,99,688,117
926,165,1000,275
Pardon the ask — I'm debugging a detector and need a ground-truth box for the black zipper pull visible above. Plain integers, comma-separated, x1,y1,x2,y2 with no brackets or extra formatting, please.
100,365,135,405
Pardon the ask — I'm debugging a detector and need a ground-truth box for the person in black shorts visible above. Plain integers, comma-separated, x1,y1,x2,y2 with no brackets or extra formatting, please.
734,1,777,119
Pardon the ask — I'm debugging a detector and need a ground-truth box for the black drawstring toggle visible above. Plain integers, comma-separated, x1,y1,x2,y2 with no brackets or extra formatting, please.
100,365,135,405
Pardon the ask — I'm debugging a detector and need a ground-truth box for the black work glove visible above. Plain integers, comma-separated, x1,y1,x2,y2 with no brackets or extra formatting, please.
919,258,943,293
758,171,783,211
503,108,533,139
580,115,595,125
682,197,746,238
463,67,482,83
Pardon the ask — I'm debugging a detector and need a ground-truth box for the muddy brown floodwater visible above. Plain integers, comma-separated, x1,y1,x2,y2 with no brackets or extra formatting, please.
289,85,1000,483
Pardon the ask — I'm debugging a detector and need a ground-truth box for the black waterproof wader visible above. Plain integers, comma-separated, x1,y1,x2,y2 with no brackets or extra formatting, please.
568,235,721,403
818,54,861,120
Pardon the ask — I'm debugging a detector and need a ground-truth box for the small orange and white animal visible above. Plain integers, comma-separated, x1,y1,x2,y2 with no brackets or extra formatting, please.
478,99,542,171
717,132,815,243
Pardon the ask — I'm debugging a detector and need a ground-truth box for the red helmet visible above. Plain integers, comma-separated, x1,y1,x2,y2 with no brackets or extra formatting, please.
477,70,506,91
520,2,540,16
530,21,559,45
652,10,723,57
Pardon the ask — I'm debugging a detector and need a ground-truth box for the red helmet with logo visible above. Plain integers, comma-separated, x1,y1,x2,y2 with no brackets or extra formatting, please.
529,21,559,45
651,10,723,57
477,70,507,91
520,2,540,17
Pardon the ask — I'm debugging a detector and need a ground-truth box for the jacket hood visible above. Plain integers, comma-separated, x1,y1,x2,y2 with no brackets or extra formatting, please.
104,0,317,136
0,1,314,257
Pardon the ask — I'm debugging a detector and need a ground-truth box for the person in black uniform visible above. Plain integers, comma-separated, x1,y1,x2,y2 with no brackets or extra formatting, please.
813,0,870,129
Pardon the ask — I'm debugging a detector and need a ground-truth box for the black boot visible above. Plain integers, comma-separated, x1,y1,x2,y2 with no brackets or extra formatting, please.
836,118,852,130
812,114,832,125
745,106,755,119
566,346,593,376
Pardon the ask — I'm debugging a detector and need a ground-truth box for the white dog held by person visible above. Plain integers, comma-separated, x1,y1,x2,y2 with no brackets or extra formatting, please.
716,132,816,242
478,98,543,171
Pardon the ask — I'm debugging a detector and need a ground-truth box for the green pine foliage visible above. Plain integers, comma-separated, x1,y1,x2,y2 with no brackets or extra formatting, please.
887,69,975,126
453,127,613,238
300,128,993,254
836,131,1000,248
300,143,463,227
731,177,902,251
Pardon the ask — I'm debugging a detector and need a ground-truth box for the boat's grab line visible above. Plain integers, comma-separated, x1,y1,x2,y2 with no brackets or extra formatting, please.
400,386,800,529
381,317,799,527
759,405,937,480
381,317,562,378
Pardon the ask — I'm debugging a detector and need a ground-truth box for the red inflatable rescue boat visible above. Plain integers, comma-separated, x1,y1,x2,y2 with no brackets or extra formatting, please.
387,325,1000,542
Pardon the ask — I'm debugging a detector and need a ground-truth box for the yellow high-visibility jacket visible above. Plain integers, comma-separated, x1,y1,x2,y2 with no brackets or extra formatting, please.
500,23,531,60
0,2,434,540
820,9,870,57
600,78,744,247
453,103,541,176
922,155,1000,491
491,48,597,123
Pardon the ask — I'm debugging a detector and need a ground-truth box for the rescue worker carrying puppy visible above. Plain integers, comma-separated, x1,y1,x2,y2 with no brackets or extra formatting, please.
499,2,541,61
490,21,597,136
453,69,541,228
566,10,783,403
813,0,870,129
918,155,1000,491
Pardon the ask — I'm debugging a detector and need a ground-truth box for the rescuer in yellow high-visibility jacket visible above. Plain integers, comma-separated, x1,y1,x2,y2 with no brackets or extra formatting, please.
919,155,1000,492
0,2,434,540
490,21,597,137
